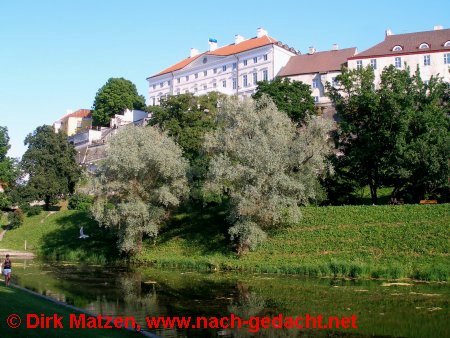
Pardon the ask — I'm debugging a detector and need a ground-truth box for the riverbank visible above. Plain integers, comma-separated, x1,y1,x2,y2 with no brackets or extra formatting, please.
137,204,450,281
0,204,449,281
0,283,139,337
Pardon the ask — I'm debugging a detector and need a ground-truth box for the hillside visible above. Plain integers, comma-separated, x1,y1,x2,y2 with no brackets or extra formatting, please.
1,204,449,280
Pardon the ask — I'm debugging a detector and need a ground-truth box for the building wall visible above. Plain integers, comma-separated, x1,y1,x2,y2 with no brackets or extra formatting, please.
147,44,296,104
286,71,341,105
348,50,450,83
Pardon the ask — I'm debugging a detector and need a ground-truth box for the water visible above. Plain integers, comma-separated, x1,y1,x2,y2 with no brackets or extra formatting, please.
10,259,450,338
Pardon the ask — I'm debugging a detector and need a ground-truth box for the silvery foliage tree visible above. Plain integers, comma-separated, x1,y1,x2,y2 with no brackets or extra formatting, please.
91,125,189,254
203,96,332,254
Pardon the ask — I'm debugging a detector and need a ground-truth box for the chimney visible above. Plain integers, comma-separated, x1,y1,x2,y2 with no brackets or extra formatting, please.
208,38,218,51
256,27,268,38
235,34,245,44
434,25,443,30
308,46,316,54
332,43,339,51
190,48,199,57
385,29,393,36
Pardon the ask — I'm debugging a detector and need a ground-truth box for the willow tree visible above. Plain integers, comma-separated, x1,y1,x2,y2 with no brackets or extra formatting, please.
203,96,332,254
90,125,189,254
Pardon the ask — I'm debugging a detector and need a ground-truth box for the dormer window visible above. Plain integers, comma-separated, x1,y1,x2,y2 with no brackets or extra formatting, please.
419,43,430,49
444,41,450,47
393,45,403,52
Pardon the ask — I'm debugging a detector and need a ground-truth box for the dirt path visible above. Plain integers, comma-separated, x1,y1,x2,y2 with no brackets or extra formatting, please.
0,226,9,241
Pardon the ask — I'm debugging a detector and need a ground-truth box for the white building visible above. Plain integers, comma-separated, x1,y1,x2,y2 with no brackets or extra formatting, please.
109,109,150,128
146,28,299,105
278,46,357,106
348,26,450,84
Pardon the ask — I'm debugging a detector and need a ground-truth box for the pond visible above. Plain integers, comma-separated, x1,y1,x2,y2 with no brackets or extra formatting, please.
9,259,450,337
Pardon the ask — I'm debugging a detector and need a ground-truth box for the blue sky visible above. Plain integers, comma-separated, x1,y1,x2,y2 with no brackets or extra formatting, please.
1,0,449,158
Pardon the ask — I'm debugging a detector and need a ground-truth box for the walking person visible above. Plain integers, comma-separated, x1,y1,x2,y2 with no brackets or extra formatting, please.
3,254,12,286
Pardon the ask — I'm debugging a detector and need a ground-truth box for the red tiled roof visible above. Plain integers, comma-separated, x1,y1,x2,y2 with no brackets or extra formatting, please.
278,47,357,76
61,109,92,120
150,35,279,78
349,28,450,59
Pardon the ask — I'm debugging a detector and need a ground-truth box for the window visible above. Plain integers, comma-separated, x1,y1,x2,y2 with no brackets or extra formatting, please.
332,77,338,86
160,82,163,88
419,43,429,49
356,60,363,69
424,80,429,85
203,84,207,90
253,72,257,84
185,89,188,94
222,80,226,88
370,59,377,69
194,87,198,92
177,78,180,84
263,54,268,61
152,84,156,90
253,57,258,63
214,68,217,74
213,82,217,88
312,78,319,89
232,78,237,89
424,55,431,66
195,73,198,79
444,53,450,64
222,65,227,71
204,70,207,76
186,75,189,81
77,120,82,128
152,98,156,105
243,74,248,87
167,80,171,86
233,62,237,70
314,96,319,103
263,70,268,81
243,59,248,66
393,45,403,52
395,57,402,68
176,89,180,95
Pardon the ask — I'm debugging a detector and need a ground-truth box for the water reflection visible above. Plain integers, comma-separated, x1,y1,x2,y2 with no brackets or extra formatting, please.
11,259,450,338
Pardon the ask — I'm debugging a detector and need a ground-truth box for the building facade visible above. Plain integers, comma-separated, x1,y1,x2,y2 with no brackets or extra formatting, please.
147,28,299,105
348,26,450,84
279,46,357,106
53,109,92,136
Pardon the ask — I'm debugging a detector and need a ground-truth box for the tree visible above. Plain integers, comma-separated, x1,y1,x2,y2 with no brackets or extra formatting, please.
203,96,332,254
327,66,449,203
92,78,146,126
21,125,81,210
253,77,316,124
149,92,227,200
0,127,17,209
90,125,189,254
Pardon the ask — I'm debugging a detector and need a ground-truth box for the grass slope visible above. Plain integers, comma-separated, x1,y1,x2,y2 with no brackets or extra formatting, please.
0,284,139,337
138,204,450,280
0,210,119,263
1,204,449,280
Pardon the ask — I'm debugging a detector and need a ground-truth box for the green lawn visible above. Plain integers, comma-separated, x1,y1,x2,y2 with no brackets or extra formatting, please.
0,284,139,337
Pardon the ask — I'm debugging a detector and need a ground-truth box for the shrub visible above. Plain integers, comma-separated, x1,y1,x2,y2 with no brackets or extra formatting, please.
8,209,24,229
68,193,94,211
26,205,42,216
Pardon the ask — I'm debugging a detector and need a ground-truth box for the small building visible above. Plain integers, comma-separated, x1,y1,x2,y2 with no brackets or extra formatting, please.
53,109,92,136
147,28,299,105
348,26,450,84
109,109,150,128
278,46,357,107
